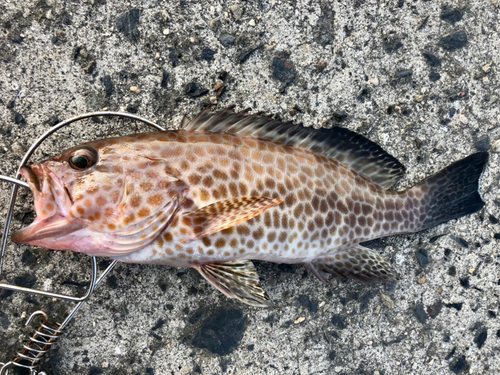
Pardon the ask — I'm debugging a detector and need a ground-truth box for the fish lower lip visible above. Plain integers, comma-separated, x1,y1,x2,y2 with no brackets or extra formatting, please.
12,215,85,244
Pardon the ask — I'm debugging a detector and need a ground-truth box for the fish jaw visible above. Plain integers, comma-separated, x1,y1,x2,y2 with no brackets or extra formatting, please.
12,214,88,250
12,164,87,250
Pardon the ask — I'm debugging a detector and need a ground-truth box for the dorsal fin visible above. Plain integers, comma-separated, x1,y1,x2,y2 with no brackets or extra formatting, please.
182,107,406,189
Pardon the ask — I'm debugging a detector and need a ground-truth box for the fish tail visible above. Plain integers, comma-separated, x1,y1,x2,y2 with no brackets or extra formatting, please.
409,152,488,232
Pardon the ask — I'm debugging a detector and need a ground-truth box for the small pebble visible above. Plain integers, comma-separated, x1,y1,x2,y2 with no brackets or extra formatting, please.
493,0,499,7
130,86,140,93
458,114,468,124
368,76,379,85
294,316,305,324
14,113,25,124
415,304,427,324
380,293,394,309
491,139,500,153
414,94,424,102
248,19,256,26
102,362,109,368
209,96,217,104
219,34,236,47
440,9,462,25
373,305,381,314
416,248,431,266
213,82,225,96
429,71,441,82
482,63,492,73
422,52,441,67
474,329,487,349
488,95,498,106
450,356,467,374
474,136,490,151
440,31,468,51
483,76,490,84
83,60,95,74
316,61,327,72
11,142,25,158
229,4,244,20
210,18,220,30
163,29,170,35
418,276,427,284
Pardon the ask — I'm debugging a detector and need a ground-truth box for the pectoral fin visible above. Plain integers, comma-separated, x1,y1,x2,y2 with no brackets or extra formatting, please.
311,246,399,284
183,197,283,240
194,260,273,307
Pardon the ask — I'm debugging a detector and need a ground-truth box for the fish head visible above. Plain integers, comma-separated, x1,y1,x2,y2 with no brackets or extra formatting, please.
12,138,186,255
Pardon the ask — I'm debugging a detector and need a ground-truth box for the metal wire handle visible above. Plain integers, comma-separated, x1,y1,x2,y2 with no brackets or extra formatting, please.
0,112,165,299
0,112,166,374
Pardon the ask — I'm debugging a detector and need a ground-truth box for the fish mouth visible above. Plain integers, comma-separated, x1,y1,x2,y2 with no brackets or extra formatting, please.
12,214,85,245
13,164,77,246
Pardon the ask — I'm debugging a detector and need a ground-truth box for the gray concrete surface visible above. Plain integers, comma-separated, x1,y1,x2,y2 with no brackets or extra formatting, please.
1,0,500,374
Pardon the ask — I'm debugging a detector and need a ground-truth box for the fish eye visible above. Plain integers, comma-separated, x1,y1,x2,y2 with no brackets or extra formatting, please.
68,147,98,171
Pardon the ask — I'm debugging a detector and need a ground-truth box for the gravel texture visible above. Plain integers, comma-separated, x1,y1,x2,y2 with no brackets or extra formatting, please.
1,1,500,374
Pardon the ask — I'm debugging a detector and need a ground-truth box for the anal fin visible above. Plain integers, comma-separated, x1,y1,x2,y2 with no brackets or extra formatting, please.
194,260,273,308
311,246,399,284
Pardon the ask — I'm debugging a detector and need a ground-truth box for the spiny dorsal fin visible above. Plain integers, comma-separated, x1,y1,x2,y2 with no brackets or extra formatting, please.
182,107,406,189
181,197,283,241
194,260,273,307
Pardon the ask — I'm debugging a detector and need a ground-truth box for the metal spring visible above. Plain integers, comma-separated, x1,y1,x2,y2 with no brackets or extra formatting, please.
0,112,162,374
1,311,63,374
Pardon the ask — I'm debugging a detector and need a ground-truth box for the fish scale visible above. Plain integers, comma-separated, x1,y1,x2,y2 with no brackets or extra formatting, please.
115,131,412,265
13,108,488,307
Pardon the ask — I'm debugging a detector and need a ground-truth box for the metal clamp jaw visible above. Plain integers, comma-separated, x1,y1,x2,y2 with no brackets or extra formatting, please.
0,112,165,374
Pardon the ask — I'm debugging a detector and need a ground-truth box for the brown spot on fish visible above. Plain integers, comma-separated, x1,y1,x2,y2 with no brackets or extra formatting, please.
236,225,250,236
213,169,228,181
214,238,226,249
252,227,264,240
304,203,313,216
130,196,142,208
138,207,151,218
188,174,202,185
219,158,231,168
147,194,163,206
199,189,210,202
201,176,214,188
96,196,107,206
123,214,135,225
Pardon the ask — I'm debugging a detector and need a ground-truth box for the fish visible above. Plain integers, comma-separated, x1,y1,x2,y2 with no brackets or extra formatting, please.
12,107,488,307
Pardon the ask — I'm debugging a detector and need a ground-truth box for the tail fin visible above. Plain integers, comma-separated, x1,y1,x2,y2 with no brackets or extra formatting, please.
413,152,488,231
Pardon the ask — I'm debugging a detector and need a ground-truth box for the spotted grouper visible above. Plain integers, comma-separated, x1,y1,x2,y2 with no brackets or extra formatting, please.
13,108,488,306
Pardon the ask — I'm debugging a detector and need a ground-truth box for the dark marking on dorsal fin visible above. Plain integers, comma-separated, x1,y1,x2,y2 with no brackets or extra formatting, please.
182,107,406,189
